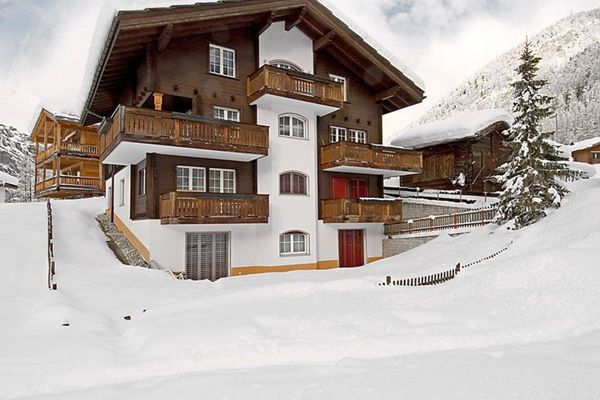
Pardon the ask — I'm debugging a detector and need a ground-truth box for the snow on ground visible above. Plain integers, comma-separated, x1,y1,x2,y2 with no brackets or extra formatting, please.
390,109,512,149
0,171,18,187
1,177,600,399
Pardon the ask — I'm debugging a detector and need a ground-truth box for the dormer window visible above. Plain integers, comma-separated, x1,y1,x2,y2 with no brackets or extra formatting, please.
269,60,302,72
209,44,236,78
329,74,348,101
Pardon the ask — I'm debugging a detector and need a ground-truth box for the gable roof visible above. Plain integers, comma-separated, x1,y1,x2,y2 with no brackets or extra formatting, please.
560,137,600,156
390,109,512,150
80,0,425,125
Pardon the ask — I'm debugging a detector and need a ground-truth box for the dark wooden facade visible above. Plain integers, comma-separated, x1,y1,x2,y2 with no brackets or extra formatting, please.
400,122,511,194
572,143,600,164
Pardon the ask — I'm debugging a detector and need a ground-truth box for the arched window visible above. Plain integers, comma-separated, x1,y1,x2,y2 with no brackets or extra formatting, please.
279,114,307,139
269,59,302,72
279,231,309,255
280,171,308,195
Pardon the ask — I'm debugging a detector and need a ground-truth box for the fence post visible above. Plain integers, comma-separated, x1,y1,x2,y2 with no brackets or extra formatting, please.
386,276,391,286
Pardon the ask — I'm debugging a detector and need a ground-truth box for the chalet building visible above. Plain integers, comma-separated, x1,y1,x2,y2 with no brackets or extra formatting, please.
78,0,425,280
561,137,600,164
391,110,511,194
32,110,103,198
0,171,18,203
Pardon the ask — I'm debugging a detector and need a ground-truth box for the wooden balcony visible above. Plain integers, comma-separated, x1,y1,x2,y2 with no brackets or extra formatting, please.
34,175,103,197
247,65,344,113
321,198,403,223
99,106,269,165
35,143,100,163
159,192,269,224
320,141,422,177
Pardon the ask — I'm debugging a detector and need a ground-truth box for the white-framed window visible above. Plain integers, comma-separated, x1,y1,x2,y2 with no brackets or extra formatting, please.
213,106,240,122
209,44,236,78
329,74,348,101
137,168,146,196
349,129,367,144
279,114,307,139
279,231,308,255
592,152,600,159
269,59,302,72
280,171,308,195
177,166,206,192
330,126,347,143
209,168,236,193
119,178,125,207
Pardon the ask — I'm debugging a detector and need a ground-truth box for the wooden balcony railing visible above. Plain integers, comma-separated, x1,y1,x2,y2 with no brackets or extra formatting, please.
247,65,344,109
384,208,496,236
34,175,103,194
321,141,422,174
159,192,269,224
321,198,403,223
99,106,269,160
35,143,99,163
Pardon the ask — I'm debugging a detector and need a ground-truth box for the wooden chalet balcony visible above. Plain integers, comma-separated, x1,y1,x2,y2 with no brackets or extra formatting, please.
321,198,403,223
34,175,103,194
159,192,269,225
35,143,100,163
99,106,269,165
247,65,344,113
320,141,422,177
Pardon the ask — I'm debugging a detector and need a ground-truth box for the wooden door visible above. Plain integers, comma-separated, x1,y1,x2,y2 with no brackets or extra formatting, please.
338,230,364,268
332,177,349,199
186,232,229,281
350,179,368,198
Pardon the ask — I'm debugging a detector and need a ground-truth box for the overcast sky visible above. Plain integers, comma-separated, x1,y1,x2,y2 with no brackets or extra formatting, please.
0,0,599,135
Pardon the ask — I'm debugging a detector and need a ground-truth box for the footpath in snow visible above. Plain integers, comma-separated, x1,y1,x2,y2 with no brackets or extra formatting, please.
1,176,600,399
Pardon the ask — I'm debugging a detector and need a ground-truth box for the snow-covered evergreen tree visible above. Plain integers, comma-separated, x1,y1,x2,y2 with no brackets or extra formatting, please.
10,157,34,203
496,41,576,229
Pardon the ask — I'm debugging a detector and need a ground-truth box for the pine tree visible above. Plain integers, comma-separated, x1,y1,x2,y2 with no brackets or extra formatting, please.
11,157,34,203
496,41,577,229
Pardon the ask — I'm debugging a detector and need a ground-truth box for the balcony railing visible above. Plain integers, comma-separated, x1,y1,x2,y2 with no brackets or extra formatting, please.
320,141,422,174
99,106,269,160
159,192,269,224
321,198,403,223
247,65,344,109
35,143,100,163
34,175,103,194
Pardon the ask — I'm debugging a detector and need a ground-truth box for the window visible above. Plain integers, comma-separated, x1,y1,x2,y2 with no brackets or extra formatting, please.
213,106,240,122
209,44,236,77
137,168,146,196
330,126,347,143
329,74,348,101
280,172,308,195
279,231,308,255
349,129,367,144
592,152,600,159
177,166,205,192
279,114,307,139
269,60,302,72
119,179,125,207
209,168,236,193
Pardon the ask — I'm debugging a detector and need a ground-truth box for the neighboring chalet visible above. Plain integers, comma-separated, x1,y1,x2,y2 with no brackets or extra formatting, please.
32,109,103,199
78,0,425,280
391,109,511,194
560,137,600,164
0,171,18,203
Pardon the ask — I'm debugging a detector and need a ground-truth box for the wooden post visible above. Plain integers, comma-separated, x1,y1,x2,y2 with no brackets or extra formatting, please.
153,93,163,111
385,276,391,285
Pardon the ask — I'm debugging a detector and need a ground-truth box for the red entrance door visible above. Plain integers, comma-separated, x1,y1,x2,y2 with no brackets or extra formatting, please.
332,177,368,199
338,230,364,268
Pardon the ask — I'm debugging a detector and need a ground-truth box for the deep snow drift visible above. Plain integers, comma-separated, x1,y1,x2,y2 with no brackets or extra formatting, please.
1,177,600,399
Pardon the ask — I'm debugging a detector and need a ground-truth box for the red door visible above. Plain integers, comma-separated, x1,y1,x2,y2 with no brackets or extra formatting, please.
332,177,349,199
350,179,368,198
338,230,364,268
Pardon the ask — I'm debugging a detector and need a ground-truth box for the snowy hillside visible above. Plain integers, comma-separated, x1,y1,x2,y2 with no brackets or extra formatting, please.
0,123,32,180
1,172,600,397
415,7,600,145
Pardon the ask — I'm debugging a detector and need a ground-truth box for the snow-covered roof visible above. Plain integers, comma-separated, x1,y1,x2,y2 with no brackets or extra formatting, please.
390,109,512,150
0,171,18,188
559,137,600,157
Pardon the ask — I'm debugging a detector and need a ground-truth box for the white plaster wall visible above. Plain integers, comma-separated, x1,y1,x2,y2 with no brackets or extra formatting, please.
259,22,313,73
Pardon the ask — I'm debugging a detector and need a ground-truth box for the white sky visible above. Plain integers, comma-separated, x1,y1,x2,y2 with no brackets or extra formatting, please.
0,0,599,135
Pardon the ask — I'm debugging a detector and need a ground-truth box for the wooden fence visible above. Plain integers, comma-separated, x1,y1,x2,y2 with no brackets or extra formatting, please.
47,200,56,290
385,207,497,236
378,241,513,287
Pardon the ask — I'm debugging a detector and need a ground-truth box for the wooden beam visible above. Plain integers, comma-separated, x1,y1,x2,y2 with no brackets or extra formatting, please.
157,23,174,52
285,6,306,31
375,86,401,102
313,30,335,52
256,11,275,36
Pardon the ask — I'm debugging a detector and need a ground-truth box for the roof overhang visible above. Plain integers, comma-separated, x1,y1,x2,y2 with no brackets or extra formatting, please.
81,0,425,125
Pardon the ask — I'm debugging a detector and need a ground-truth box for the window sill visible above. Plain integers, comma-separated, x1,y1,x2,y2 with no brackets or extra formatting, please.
207,72,239,81
278,134,308,141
